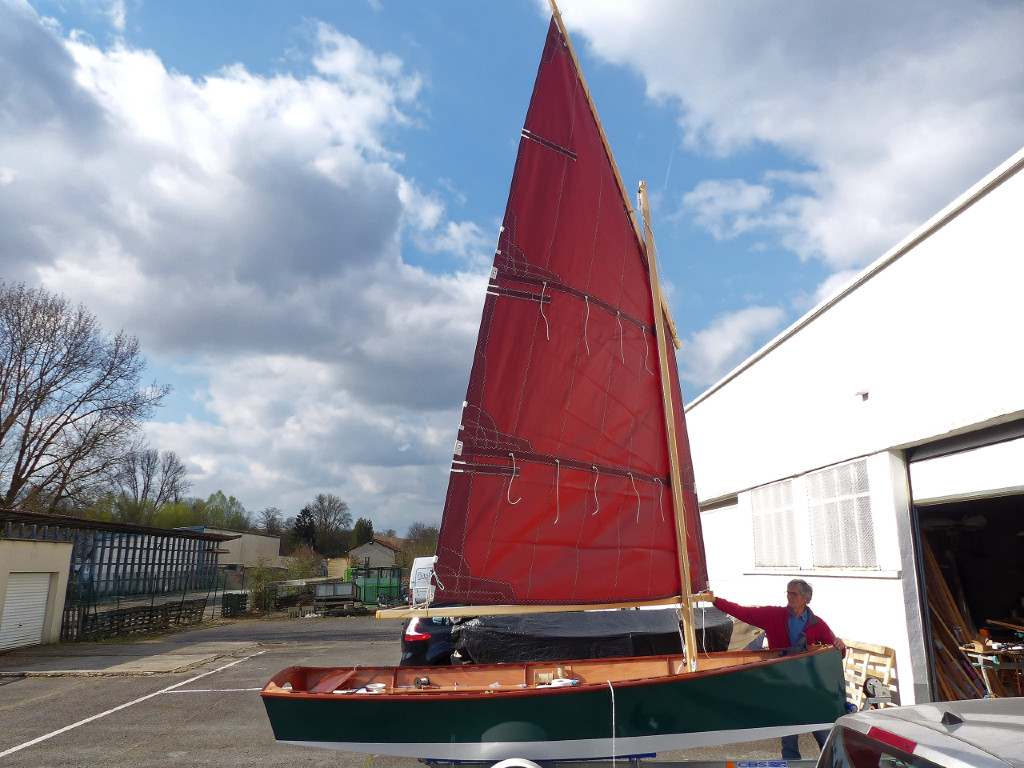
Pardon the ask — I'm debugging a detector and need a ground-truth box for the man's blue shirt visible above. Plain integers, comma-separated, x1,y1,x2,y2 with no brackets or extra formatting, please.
787,610,808,647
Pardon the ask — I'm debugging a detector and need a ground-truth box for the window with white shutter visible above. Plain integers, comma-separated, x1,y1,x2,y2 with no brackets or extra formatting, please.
807,459,877,567
751,481,799,567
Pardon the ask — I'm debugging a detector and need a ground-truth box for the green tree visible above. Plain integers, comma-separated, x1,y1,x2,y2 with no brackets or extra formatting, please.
151,501,197,529
292,507,317,550
249,557,280,613
350,517,374,550
285,545,320,580
114,497,157,525
0,282,168,512
194,491,251,530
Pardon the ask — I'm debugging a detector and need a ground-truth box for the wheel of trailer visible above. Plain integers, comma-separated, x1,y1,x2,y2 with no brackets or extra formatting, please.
492,759,542,768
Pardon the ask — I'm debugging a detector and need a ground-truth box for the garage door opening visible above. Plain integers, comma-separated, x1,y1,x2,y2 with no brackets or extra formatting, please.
0,572,52,651
915,495,1024,699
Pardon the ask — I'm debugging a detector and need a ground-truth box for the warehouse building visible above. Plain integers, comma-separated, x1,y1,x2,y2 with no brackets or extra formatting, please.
0,510,234,650
688,145,1024,704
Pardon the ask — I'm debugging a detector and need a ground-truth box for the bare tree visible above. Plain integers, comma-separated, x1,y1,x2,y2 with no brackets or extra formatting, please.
115,448,190,508
307,493,351,556
0,282,168,512
258,506,284,535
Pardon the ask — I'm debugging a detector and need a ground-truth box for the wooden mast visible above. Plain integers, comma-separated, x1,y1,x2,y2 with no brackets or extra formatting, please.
639,181,699,671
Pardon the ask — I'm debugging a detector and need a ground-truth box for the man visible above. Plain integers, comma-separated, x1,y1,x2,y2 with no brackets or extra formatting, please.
714,579,846,760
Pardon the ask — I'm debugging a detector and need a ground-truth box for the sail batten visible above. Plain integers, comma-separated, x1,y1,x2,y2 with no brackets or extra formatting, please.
432,18,707,608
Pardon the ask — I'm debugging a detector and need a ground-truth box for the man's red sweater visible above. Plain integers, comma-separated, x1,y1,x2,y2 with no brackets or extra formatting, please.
714,597,840,652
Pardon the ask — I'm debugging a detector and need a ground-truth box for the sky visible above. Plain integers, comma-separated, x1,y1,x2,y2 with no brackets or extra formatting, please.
3,0,1024,535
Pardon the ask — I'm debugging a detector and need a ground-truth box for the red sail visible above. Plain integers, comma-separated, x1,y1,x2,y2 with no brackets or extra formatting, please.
433,19,708,606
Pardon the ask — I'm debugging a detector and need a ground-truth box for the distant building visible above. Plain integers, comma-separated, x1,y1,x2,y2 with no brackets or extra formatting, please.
349,538,401,568
182,526,284,569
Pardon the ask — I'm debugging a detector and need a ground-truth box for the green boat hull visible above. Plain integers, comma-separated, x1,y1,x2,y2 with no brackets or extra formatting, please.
262,648,846,761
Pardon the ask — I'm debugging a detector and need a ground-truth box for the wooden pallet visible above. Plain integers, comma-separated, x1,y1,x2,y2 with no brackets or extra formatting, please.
843,639,898,709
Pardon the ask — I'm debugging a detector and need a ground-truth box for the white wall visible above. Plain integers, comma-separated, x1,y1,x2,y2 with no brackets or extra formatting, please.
687,147,1024,502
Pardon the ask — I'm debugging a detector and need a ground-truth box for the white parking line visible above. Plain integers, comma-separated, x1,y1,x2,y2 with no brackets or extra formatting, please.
0,651,265,758
161,692,262,696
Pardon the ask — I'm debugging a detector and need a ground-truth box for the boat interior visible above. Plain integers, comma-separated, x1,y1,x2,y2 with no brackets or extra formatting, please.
262,648,801,697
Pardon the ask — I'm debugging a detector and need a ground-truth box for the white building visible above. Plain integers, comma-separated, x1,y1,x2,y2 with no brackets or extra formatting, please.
349,538,401,569
687,145,1024,705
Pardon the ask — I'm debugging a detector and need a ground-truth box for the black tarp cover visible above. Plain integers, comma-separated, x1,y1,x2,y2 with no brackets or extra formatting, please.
452,607,732,664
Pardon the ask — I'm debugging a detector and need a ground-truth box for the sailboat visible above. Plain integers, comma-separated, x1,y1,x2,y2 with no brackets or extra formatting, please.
262,5,846,761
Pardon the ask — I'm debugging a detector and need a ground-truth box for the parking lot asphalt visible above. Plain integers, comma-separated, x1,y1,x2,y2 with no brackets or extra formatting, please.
0,614,821,768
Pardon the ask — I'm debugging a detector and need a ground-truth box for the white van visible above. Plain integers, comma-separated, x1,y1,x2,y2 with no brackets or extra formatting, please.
409,556,436,605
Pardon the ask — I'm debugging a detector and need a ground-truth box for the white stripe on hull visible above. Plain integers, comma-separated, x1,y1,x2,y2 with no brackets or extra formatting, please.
282,722,834,761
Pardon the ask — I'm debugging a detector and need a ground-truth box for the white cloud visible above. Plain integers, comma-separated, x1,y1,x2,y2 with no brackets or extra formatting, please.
678,306,787,388
0,2,485,531
558,0,1024,271
683,179,774,239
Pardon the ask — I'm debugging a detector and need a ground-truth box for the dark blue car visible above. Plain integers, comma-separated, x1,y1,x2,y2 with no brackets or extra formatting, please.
399,615,457,666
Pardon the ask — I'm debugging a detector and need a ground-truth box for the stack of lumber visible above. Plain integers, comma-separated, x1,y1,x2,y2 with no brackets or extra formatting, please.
922,537,1004,699
843,640,898,709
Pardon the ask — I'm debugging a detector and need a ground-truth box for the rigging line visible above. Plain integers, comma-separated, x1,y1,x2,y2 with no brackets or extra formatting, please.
584,296,591,355
539,281,550,340
643,333,654,375
507,452,522,505
616,311,625,364
554,459,561,524
607,680,617,766
591,464,600,515
628,472,641,523
655,479,666,521
699,601,710,658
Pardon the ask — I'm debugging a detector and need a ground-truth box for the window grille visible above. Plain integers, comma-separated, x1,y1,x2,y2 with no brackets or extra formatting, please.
751,481,798,567
807,460,877,567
